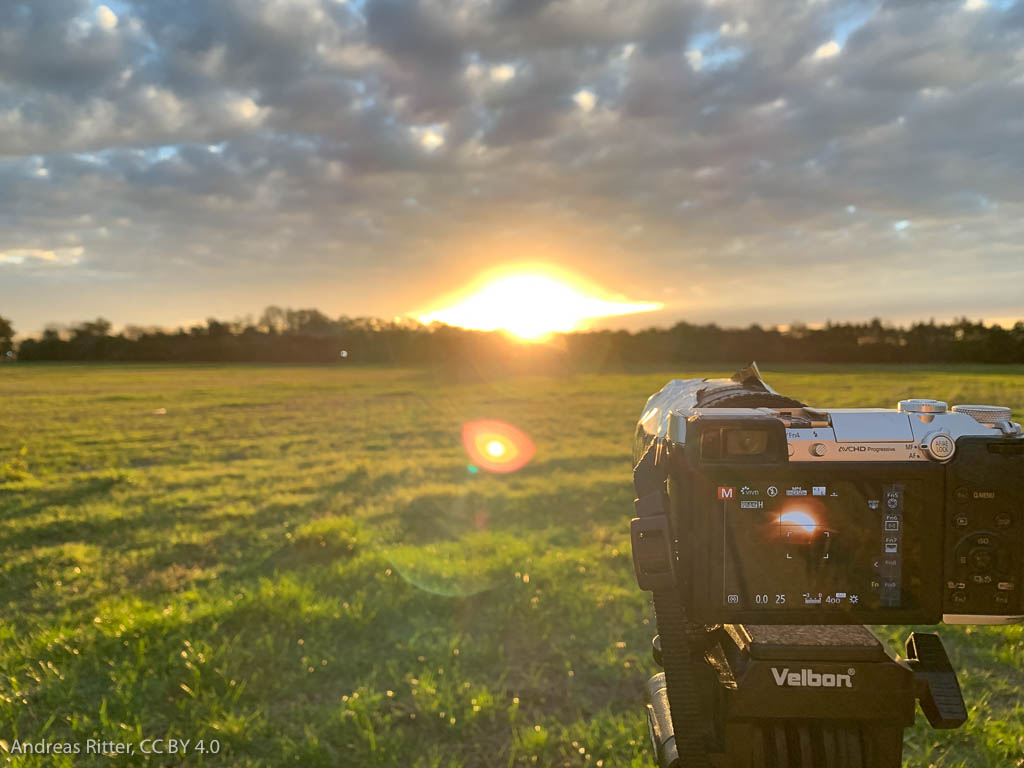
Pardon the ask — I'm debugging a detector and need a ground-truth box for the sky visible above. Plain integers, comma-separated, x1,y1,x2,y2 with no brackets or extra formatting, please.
1,0,1023,336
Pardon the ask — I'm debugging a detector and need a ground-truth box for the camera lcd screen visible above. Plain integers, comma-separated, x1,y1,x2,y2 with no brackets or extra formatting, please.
720,480,913,612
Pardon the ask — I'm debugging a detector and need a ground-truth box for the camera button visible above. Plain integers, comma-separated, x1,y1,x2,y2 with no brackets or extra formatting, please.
970,549,995,571
954,487,971,504
950,590,968,605
997,581,1015,591
809,442,826,457
953,513,969,528
994,511,1012,528
924,433,955,460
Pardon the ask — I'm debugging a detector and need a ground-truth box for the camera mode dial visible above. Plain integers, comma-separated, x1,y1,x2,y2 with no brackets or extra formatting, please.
898,399,947,414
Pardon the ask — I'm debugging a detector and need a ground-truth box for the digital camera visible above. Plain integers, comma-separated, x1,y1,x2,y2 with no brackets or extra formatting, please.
630,364,1024,626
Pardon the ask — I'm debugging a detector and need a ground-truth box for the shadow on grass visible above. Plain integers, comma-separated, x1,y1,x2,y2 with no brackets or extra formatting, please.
384,480,631,547
512,453,630,477
0,474,124,522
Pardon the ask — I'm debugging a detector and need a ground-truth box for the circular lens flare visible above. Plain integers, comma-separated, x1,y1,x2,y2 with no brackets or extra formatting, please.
462,419,535,474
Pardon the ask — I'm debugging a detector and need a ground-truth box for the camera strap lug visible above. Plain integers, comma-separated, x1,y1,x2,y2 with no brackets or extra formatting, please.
631,506,677,592
631,443,678,592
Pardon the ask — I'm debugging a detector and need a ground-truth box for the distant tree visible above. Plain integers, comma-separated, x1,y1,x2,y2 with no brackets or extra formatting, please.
0,314,13,359
10,308,1024,366
206,318,232,337
260,306,287,334
121,324,162,341
284,308,334,336
71,318,112,339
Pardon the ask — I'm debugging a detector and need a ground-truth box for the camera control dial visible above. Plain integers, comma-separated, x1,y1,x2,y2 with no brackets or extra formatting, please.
951,404,1013,424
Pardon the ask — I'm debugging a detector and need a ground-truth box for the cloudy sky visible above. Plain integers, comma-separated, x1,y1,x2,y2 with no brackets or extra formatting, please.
1,0,1023,336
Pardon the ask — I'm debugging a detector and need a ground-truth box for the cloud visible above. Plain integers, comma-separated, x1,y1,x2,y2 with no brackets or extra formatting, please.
490,63,516,82
0,0,1023,334
414,125,447,150
95,5,117,31
720,20,749,37
813,40,842,59
0,246,84,265
572,89,596,111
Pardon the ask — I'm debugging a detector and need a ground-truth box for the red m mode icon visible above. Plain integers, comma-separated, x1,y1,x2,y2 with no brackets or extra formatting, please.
718,486,735,500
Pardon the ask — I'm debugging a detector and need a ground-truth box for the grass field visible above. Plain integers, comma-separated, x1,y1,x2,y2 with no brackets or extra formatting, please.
1,364,1022,767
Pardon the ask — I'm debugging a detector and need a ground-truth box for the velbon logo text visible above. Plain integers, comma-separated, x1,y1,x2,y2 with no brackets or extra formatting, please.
770,667,854,688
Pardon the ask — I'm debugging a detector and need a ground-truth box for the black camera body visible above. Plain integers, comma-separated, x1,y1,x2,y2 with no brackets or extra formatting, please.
631,364,1024,626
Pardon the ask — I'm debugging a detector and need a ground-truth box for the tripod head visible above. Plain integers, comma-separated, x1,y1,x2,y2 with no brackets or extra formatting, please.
644,624,966,767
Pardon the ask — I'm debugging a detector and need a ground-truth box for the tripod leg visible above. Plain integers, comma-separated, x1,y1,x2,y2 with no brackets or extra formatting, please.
651,592,712,767
841,727,863,768
750,726,766,768
821,725,837,766
835,727,849,766
796,726,814,768
772,724,788,767
744,722,879,768
864,726,907,767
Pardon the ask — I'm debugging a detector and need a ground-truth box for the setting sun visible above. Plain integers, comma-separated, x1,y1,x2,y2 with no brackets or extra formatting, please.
416,270,662,340
778,510,819,534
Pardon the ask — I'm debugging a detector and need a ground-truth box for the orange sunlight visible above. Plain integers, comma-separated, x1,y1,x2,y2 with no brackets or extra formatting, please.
416,269,662,340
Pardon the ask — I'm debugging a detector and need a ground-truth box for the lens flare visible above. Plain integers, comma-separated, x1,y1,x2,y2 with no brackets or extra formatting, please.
462,419,535,473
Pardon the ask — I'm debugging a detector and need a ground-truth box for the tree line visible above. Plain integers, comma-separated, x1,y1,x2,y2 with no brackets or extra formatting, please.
2,307,1024,368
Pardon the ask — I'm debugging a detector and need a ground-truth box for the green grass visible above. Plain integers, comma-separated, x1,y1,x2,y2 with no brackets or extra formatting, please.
1,364,1022,767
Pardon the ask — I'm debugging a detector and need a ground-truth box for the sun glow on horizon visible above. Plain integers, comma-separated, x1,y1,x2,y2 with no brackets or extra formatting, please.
416,270,662,340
